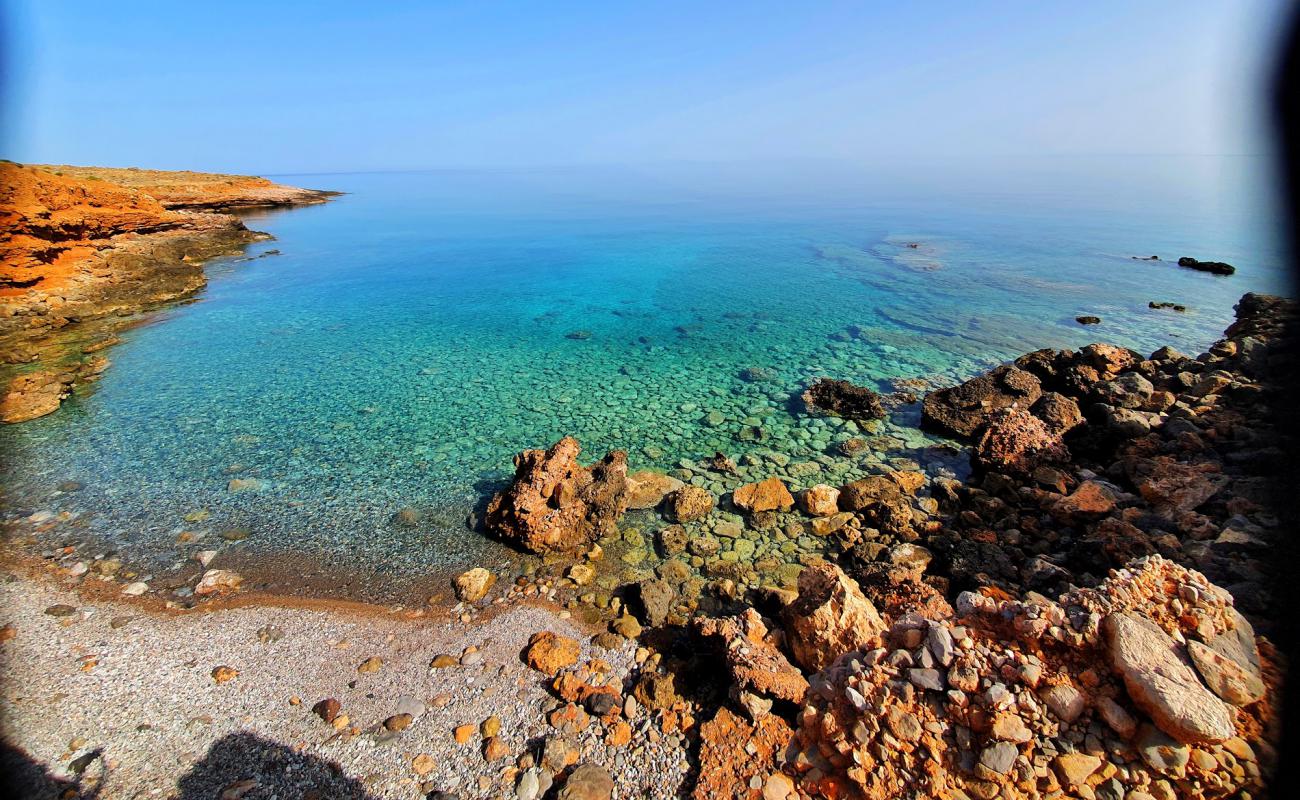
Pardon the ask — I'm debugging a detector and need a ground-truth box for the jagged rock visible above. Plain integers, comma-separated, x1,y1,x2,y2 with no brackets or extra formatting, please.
1031,392,1084,434
484,437,628,553
733,477,795,513
838,475,914,537
453,567,495,602
624,471,684,510
694,608,809,703
665,485,715,522
694,707,794,800
783,562,885,672
921,364,1042,439
802,378,885,420
1103,612,1235,744
634,579,674,627
972,407,1069,477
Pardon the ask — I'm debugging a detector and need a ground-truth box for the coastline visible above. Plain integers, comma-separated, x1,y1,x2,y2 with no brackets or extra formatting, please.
0,285,1292,798
0,162,338,423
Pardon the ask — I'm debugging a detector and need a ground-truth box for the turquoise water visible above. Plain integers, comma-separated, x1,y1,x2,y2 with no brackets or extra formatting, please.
0,157,1288,595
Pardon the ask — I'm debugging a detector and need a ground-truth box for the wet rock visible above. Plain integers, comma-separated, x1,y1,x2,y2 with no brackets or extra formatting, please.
625,471,684,510
485,437,629,553
1177,256,1235,275
524,631,580,676
665,486,714,523
801,378,885,420
1103,612,1235,743
732,477,795,513
656,524,687,556
921,364,1042,439
798,484,840,516
783,562,885,671
453,567,495,602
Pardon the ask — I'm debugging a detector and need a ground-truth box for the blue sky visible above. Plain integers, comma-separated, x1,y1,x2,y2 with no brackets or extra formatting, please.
1,0,1290,172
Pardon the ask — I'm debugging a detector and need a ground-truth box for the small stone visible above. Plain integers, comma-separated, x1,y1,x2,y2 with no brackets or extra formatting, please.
121,581,148,596
979,742,1018,775
556,762,613,800
525,631,580,675
483,736,509,761
481,715,501,738
384,713,413,732
412,753,435,775
430,654,459,668
210,666,238,684
356,657,383,674
454,567,495,602
312,698,341,722
454,723,477,744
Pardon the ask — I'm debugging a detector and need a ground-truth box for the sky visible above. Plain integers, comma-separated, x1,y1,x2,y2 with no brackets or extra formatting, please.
0,0,1292,173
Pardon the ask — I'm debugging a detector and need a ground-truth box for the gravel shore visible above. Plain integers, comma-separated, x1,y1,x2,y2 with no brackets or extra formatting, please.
0,570,691,799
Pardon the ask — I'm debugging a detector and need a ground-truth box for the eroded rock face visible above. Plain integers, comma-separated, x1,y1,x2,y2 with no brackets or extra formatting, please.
484,437,628,553
921,364,1042,439
972,407,1069,478
693,608,809,704
802,378,886,421
783,562,885,672
1103,612,1236,744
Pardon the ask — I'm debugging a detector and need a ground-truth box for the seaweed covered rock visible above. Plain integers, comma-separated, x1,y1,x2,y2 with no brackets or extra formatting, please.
801,378,886,421
484,437,628,553
921,364,1042,439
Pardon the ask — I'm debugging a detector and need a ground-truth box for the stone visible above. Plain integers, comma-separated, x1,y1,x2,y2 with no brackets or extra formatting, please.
211,666,238,684
972,407,1068,478
635,579,674,627
798,484,840,517
484,437,629,553
1054,480,1117,519
453,567,495,602
732,477,795,513
763,773,796,800
524,631,581,676
695,706,795,800
783,562,885,672
1054,753,1102,787
1187,639,1265,706
665,485,714,523
312,698,341,722
356,657,383,674
1177,256,1235,275
624,471,684,510
384,713,413,732
979,742,1018,774
1041,684,1086,723
557,762,614,800
801,378,886,420
693,609,808,703
1103,612,1235,743
1032,392,1084,434
921,364,1042,439
1136,724,1192,774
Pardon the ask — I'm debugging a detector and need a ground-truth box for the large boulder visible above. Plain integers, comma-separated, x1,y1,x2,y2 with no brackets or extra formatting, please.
1103,612,1235,744
694,608,809,703
783,562,885,672
801,378,885,420
921,365,1042,439
838,475,914,537
484,437,628,553
972,407,1069,478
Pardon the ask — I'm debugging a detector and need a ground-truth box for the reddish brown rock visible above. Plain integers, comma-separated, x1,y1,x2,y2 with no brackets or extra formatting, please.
524,631,581,676
783,562,885,672
972,407,1069,478
733,477,795,513
694,706,794,800
799,484,841,517
665,485,715,523
921,364,1042,439
694,608,809,703
1053,480,1118,519
484,437,629,553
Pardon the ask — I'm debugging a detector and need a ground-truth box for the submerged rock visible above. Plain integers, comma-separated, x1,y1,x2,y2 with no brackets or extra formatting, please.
665,485,714,523
484,437,628,553
624,470,684,510
801,378,886,421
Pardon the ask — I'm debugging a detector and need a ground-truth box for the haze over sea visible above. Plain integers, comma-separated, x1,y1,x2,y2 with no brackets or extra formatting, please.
0,156,1285,598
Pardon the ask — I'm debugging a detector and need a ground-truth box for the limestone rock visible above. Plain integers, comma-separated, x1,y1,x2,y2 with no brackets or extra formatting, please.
453,567,495,602
733,477,795,513
1103,612,1235,743
783,562,885,672
485,437,629,553
921,364,1042,439
665,485,714,523
694,608,808,703
798,484,840,517
624,471,684,510
972,407,1069,478
1187,639,1264,707
524,631,581,676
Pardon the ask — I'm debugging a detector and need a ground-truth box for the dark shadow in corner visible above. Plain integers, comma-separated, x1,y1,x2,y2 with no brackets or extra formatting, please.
174,732,378,800
0,740,100,800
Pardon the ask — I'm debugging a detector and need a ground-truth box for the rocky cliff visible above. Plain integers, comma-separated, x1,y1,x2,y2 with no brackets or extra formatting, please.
0,162,335,423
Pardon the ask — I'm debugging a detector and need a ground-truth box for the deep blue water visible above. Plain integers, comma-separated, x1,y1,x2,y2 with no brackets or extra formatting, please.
0,157,1288,592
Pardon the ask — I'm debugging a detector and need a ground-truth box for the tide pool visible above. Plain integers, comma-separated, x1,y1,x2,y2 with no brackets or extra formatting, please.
0,157,1287,598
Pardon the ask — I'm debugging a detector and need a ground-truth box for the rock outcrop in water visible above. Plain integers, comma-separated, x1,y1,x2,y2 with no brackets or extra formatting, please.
484,436,630,553
0,162,336,423
802,378,886,421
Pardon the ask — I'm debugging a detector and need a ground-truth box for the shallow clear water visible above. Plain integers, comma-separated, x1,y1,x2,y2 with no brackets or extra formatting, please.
0,157,1288,592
